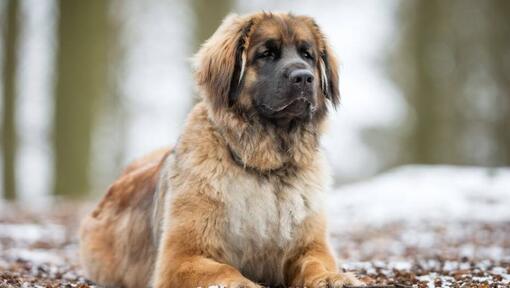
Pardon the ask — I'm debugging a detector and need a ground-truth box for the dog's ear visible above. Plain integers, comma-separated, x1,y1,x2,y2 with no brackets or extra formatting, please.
303,18,340,108
194,14,254,111
319,42,340,108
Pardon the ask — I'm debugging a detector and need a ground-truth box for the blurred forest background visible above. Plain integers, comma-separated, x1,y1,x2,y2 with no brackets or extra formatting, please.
0,0,509,203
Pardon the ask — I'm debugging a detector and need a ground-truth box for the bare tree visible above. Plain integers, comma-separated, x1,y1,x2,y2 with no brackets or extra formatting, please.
189,0,233,107
53,0,108,197
487,0,510,164
391,0,510,166
1,0,19,200
192,0,234,53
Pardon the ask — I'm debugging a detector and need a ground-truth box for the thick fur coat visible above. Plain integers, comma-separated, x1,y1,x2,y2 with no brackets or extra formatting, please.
80,12,363,288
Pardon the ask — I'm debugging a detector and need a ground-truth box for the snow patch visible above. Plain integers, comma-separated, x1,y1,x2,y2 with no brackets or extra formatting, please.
0,223,65,244
4,248,64,265
328,165,510,228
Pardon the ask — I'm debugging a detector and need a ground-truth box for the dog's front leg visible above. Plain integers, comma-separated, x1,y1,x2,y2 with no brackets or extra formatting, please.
153,252,259,288
152,212,260,288
285,240,364,288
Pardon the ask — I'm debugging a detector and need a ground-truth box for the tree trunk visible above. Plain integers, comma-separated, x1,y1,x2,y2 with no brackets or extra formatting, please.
189,0,233,107
488,0,510,164
53,0,108,197
192,0,234,53
2,0,19,200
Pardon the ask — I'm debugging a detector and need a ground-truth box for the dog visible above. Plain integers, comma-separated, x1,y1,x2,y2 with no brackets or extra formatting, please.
79,12,364,288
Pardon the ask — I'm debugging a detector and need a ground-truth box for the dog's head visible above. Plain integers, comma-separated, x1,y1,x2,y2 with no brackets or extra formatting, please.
195,12,339,126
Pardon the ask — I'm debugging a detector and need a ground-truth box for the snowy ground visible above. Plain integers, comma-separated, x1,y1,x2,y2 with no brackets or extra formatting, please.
329,165,510,227
1,165,509,287
328,165,510,287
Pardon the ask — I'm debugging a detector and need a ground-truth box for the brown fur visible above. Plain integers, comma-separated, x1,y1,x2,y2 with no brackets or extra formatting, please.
80,12,363,288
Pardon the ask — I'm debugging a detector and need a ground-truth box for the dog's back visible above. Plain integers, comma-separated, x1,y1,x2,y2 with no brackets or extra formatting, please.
79,148,171,287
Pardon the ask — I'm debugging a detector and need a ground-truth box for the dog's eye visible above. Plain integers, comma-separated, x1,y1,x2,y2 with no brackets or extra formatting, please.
302,51,314,60
261,50,275,59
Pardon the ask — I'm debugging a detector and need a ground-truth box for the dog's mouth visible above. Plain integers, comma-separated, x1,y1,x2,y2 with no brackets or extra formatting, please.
258,97,316,118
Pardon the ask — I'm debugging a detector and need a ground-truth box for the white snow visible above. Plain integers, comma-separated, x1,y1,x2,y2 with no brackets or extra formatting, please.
328,165,510,228
0,223,65,244
0,222,69,266
4,248,64,265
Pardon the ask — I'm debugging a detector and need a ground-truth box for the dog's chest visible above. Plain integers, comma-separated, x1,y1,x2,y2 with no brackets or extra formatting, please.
215,170,324,283
222,176,306,247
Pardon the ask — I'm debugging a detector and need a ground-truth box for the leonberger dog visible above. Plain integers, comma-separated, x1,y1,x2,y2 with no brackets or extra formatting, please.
80,12,364,288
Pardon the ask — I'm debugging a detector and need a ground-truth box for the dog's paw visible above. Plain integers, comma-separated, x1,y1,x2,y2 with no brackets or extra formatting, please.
225,283,262,288
303,272,364,288
206,280,263,288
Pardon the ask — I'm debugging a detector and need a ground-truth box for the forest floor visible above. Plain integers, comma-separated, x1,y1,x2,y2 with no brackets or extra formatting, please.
0,203,509,288
1,166,509,287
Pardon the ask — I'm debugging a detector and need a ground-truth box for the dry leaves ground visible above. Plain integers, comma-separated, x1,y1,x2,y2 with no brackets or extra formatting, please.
0,202,509,288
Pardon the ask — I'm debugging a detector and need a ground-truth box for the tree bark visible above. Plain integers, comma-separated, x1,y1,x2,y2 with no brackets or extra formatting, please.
53,0,108,197
189,0,233,108
192,0,234,53
2,0,19,200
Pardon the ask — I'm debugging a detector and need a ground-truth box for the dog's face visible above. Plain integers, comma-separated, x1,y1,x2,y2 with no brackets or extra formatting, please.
245,18,322,121
195,13,339,126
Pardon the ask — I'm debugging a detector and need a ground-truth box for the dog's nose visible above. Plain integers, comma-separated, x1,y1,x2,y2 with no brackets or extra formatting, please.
289,69,314,88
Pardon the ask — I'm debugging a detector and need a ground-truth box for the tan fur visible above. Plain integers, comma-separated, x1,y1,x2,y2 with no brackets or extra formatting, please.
80,12,362,288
